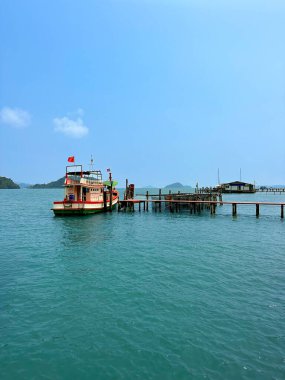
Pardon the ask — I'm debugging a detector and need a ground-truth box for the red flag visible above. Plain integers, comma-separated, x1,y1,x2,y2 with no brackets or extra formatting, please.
68,156,75,163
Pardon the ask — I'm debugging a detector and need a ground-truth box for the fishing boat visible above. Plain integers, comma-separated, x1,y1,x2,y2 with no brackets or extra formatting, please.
52,162,119,216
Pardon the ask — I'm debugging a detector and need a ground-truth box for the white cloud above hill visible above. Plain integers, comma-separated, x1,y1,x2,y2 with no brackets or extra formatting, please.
53,116,89,138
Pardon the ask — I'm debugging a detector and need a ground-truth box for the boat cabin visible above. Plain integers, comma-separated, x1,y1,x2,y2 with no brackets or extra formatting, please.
64,165,104,202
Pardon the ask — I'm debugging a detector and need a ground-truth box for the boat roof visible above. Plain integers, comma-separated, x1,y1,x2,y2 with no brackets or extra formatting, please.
67,170,102,176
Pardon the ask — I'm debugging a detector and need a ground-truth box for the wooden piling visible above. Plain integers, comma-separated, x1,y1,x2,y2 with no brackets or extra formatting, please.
146,191,149,211
281,205,284,219
232,203,237,216
109,186,113,212
103,191,107,211
124,179,128,200
159,189,162,212
256,204,259,217
169,190,173,212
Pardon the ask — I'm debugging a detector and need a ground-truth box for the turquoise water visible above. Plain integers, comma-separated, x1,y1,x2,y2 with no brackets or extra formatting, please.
0,189,284,379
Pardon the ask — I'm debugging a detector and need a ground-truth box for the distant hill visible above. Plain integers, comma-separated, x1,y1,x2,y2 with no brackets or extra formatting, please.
0,176,20,189
29,177,65,189
164,182,184,189
16,182,32,188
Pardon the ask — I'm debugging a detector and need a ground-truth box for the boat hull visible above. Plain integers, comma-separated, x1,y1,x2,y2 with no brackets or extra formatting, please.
52,197,119,216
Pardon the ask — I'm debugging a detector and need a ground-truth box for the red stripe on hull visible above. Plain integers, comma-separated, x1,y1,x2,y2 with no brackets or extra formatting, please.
53,195,118,205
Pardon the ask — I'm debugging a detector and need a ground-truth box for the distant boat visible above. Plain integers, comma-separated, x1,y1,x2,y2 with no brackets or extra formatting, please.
52,163,119,216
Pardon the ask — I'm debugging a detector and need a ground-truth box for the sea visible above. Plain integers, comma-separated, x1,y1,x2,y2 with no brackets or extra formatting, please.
0,188,284,380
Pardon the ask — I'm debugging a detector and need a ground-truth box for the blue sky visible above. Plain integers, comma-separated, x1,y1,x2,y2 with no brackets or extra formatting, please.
1,0,284,187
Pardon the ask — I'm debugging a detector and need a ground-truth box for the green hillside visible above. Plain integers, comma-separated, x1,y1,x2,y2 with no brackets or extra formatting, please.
0,176,20,189
30,177,65,189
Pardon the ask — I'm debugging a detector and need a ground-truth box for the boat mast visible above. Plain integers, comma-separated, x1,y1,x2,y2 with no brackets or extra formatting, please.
90,155,94,171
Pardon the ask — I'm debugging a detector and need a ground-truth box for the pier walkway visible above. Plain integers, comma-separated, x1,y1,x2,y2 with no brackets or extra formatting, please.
119,199,285,219
257,188,285,194
120,182,285,218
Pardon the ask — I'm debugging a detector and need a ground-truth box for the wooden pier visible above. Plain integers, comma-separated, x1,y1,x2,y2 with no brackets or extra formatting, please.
257,187,285,194
119,182,285,218
119,198,285,218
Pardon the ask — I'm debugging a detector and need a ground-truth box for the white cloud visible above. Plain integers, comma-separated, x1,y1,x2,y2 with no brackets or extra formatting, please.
0,107,31,128
53,116,89,138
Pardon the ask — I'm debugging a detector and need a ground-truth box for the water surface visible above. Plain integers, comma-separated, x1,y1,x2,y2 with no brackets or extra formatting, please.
0,189,284,379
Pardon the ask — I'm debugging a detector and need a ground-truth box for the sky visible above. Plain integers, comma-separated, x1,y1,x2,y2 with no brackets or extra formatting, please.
0,0,284,187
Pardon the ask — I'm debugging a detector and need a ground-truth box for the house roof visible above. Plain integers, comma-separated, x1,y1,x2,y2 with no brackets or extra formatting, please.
222,181,253,186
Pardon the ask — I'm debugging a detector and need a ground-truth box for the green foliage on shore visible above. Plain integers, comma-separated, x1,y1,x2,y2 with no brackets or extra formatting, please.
29,177,65,189
0,176,20,189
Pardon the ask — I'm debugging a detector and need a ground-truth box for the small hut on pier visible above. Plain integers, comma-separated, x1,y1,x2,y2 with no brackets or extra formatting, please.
217,181,256,194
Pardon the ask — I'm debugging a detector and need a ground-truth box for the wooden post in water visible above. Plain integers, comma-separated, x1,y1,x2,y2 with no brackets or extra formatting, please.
169,190,172,212
256,204,260,217
109,172,113,212
159,189,162,212
125,179,128,200
210,203,215,214
146,191,149,211
109,187,113,212
103,191,107,211
281,205,284,219
232,203,237,216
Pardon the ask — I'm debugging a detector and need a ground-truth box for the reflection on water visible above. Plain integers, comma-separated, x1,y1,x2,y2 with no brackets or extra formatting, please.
53,213,115,247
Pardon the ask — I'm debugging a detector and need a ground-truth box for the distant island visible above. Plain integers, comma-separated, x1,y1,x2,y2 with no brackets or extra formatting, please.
164,182,184,189
29,177,65,189
0,176,20,189
164,182,193,189
16,182,32,189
